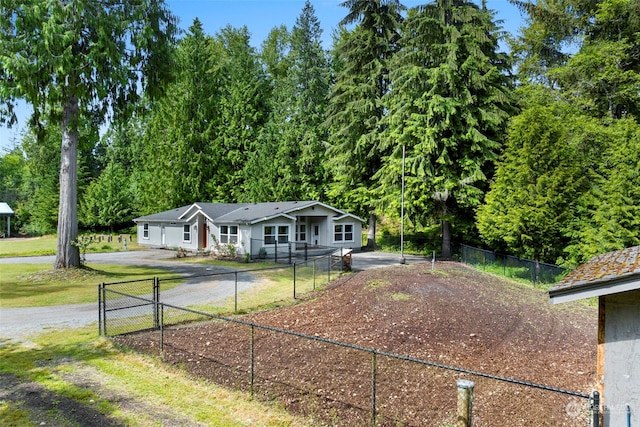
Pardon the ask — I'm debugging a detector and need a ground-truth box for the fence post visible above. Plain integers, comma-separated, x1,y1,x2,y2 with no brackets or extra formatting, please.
235,271,238,314
313,259,316,290
328,253,331,283
103,282,109,336
371,351,377,427
456,379,475,427
250,325,255,399
153,277,160,329
159,304,164,353
591,390,600,427
275,240,278,263
293,263,297,300
288,242,292,264
98,283,103,336
305,243,308,261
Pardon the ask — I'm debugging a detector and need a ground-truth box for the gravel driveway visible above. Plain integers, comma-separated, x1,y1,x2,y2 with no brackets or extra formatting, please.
0,249,426,343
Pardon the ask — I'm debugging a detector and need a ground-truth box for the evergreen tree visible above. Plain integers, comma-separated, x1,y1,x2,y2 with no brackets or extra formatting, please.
215,26,269,202
477,91,590,264
564,118,640,263
380,0,515,258
0,0,177,267
141,19,221,212
81,122,144,230
325,0,404,247
247,1,330,202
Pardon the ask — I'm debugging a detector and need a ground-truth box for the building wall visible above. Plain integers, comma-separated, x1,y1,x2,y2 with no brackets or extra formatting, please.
137,221,198,250
330,217,362,250
603,289,640,426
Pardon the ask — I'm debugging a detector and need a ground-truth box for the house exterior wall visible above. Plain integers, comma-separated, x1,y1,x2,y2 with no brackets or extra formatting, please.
137,221,198,250
249,218,295,257
602,289,640,426
136,202,363,255
330,217,362,250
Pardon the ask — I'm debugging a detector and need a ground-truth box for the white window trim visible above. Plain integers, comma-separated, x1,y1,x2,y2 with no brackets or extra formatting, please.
143,223,149,239
183,224,191,243
264,224,289,245
333,223,354,243
220,225,239,244
296,223,307,242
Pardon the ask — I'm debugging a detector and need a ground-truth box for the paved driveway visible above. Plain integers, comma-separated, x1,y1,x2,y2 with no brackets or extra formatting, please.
0,250,427,343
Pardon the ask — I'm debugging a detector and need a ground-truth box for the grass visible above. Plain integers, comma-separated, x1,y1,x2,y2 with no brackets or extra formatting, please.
190,263,335,315
0,234,144,258
0,327,311,426
0,263,181,308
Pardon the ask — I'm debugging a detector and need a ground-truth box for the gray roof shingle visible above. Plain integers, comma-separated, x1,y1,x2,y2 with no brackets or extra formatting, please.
550,246,640,295
134,201,335,224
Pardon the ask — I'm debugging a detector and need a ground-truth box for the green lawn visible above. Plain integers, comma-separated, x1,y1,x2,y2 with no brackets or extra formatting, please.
0,234,144,258
0,264,179,308
0,327,310,426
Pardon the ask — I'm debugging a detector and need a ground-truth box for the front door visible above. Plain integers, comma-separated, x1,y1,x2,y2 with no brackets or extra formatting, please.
199,223,207,249
313,224,320,246
161,226,166,246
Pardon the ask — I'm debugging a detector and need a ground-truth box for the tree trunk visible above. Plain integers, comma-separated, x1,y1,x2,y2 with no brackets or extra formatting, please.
54,94,81,269
441,219,452,259
367,213,376,249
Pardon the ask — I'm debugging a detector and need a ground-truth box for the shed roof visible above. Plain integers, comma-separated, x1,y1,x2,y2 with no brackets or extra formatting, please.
0,202,14,215
549,246,640,304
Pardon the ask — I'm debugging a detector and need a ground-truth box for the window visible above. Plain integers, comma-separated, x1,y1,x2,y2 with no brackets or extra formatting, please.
183,224,191,242
264,225,289,244
143,223,149,239
296,224,306,242
334,224,354,242
220,225,238,244
278,226,289,243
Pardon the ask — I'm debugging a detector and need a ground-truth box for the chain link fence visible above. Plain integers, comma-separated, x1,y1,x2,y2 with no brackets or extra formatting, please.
460,244,569,284
99,251,347,336
100,252,598,426
110,302,598,426
249,238,339,264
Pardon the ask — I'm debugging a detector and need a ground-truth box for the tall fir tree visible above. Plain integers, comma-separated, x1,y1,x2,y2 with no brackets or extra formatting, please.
325,0,404,247
141,19,221,212
215,26,269,202
380,0,515,258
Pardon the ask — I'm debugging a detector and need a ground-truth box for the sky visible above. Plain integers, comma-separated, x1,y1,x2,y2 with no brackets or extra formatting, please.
0,0,525,153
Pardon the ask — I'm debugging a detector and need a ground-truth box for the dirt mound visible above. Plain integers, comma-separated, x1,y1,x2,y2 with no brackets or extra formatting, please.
116,261,597,426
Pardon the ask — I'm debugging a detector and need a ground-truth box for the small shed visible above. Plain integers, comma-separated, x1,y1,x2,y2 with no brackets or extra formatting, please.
549,246,640,427
0,202,13,238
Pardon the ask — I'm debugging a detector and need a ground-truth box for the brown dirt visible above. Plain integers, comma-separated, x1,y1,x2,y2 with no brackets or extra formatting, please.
115,261,598,426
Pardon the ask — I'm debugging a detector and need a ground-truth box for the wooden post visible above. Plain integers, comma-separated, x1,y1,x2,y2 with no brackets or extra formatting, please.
456,379,475,427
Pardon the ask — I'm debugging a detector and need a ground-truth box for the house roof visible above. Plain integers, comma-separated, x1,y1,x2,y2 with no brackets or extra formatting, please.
0,202,14,215
134,201,364,225
549,246,640,304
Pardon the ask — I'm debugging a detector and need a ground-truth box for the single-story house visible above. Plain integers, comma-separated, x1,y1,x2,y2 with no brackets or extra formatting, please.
0,202,14,238
133,201,364,257
549,246,640,427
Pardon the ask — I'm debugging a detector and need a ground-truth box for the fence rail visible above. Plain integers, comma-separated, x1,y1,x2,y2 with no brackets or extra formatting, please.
99,253,598,426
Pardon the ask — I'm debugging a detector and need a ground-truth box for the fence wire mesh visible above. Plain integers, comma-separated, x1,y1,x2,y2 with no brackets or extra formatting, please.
111,308,593,426
101,252,594,426
460,244,569,283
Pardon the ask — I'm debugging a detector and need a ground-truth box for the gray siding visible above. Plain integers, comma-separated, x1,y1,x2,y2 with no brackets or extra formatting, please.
603,290,640,426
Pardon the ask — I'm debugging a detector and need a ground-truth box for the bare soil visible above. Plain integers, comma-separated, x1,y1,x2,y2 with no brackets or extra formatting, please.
115,261,598,426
